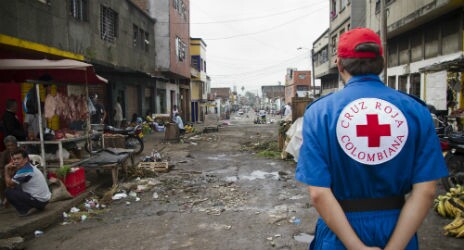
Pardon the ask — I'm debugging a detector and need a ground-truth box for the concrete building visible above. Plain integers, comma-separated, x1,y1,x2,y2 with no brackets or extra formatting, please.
367,0,463,112
312,0,463,114
313,28,339,96
313,0,367,96
211,87,231,119
190,37,209,123
0,0,157,127
145,0,191,121
261,85,285,112
284,68,312,104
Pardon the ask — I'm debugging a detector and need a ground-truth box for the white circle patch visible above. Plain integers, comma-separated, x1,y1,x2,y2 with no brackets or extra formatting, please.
336,98,408,165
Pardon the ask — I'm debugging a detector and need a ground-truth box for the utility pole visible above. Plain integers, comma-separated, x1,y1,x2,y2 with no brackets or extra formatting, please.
380,0,388,83
311,48,316,98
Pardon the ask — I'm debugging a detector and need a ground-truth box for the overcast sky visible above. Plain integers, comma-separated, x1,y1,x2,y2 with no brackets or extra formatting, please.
190,0,330,95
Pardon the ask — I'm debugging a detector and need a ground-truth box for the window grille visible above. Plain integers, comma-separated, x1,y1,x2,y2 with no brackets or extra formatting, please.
100,6,118,43
173,0,186,20
144,32,149,52
133,25,150,51
70,0,88,21
176,37,186,61
133,25,138,48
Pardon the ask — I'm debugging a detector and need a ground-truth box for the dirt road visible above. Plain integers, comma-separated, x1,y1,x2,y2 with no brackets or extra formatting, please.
25,112,462,249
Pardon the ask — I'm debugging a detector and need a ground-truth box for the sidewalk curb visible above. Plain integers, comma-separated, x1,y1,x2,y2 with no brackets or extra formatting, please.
0,183,102,240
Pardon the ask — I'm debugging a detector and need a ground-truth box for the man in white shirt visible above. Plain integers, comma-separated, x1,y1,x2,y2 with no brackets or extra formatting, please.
114,97,123,128
174,113,185,135
284,102,292,120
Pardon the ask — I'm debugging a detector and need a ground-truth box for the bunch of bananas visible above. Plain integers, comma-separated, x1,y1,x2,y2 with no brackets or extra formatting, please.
434,184,464,238
443,213,464,238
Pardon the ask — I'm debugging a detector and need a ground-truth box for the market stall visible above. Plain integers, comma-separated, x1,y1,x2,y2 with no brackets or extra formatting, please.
0,58,107,174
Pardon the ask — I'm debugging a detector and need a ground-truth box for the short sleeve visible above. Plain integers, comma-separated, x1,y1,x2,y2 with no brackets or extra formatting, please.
412,110,448,183
295,105,331,187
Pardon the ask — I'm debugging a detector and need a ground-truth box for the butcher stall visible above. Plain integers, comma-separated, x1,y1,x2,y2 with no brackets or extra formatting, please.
0,59,107,174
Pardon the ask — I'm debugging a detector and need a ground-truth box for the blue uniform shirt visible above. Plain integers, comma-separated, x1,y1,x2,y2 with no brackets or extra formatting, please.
296,75,448,200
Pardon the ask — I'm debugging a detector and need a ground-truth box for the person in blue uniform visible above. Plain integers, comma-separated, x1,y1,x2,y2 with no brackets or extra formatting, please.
295,28,448,250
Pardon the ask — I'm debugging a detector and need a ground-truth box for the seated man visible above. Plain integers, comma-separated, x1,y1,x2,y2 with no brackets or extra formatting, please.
5,149,51,216
174,113,185,135
0,135,19,207
145,111,157,129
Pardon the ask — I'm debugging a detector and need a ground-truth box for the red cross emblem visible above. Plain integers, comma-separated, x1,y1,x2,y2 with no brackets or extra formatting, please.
336,98,408,165
356,114,391,147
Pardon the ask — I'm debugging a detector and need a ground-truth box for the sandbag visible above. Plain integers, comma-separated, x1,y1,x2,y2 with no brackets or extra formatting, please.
48,178,73,202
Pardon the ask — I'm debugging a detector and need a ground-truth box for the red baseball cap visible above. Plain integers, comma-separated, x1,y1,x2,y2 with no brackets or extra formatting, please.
337,28,383,58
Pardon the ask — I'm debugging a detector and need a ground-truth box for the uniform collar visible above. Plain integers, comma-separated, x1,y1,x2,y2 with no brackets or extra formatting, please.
345,74,383,87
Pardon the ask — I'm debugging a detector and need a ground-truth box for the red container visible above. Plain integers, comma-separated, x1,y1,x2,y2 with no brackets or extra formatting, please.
48,167,86,197
67,182,86,197
63,167,85,188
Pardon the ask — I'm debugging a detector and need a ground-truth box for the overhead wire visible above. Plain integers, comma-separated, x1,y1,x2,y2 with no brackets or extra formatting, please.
205,4,329,41
190,1,327,87
170,3,319,24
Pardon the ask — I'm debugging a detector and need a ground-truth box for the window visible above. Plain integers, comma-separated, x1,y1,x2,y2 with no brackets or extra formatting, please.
330,0,337,19
399,75,408,92
191,55,200,71
70,0,88,21
339,29,345,36
144,32,149,52
410,30,422,62
442,15,460,54
425,24,439,58
387,39,398,67
100,6,118,43
296,85,309,91
298,74,306,80
175,37,186,61
133,25,150,51
339,0,347,11
388,76,396,89
173,0,186,20
331,35,337,55
321,47,328,64
410,74,421,98
398,35,409,65
375,0,395,14
133,25,138,48
203,61,206,73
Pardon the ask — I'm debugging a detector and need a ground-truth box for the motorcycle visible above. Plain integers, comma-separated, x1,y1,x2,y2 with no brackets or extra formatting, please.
85,124,144,155
430,107,464,190
440,132,464,190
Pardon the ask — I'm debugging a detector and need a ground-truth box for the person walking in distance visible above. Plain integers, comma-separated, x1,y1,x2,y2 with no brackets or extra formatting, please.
284,102,292,120
114,96,123,128
295,28,448,250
